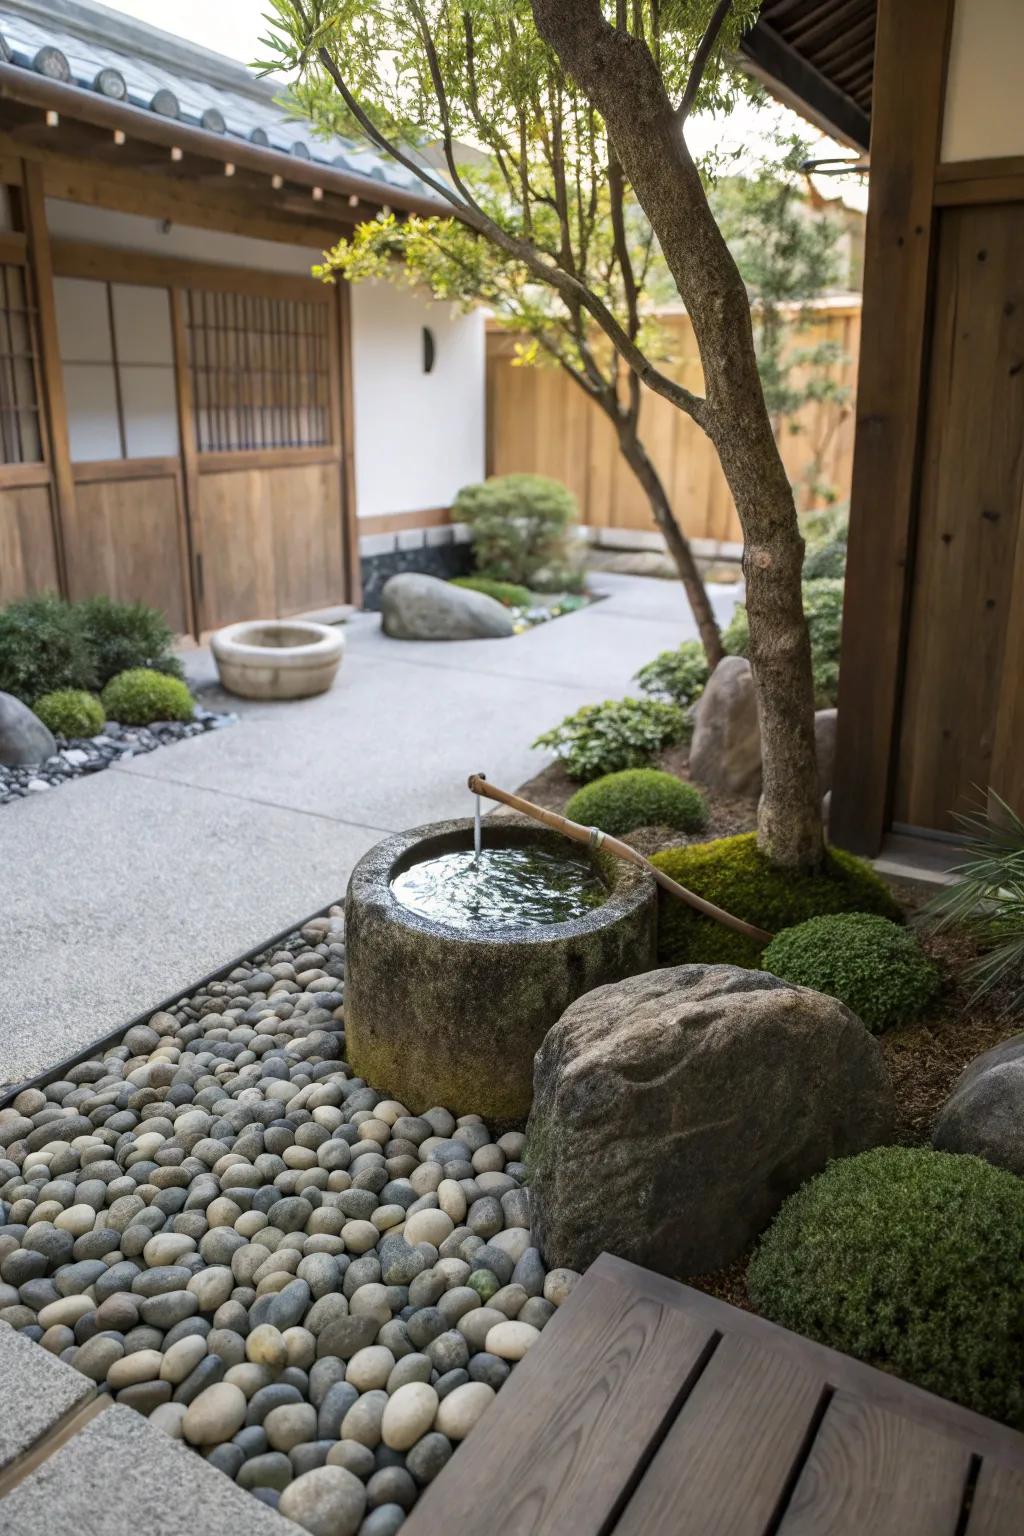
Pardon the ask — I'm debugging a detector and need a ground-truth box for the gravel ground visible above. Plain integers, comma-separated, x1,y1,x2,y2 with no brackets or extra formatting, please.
0,910,577,1536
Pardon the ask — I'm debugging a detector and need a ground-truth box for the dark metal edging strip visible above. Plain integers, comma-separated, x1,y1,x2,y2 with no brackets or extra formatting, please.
0,898,341,1109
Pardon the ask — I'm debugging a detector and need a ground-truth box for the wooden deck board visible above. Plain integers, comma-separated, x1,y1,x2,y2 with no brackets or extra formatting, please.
404,1253,1024,1536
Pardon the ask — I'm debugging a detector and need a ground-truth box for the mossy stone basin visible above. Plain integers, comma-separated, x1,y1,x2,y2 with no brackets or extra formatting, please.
344,816,657,1121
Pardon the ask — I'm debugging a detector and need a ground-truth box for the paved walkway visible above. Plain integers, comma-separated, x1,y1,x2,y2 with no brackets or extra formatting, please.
0,573,738,1086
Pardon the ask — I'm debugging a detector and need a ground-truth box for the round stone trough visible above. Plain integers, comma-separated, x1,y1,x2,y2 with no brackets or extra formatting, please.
210,619,344,699
344,816,657,1122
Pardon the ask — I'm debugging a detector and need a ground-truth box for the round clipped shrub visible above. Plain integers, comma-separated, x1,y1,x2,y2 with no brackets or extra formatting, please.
762,912,939,1033
565,769,707,838
453,473,577,587
651,831,902,969
102,668,194,726
748,1146,1024,1425
33,689,105,739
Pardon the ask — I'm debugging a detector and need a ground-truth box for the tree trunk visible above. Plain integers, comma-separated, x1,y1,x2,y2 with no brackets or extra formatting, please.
616,423,724,666
531,1,824,869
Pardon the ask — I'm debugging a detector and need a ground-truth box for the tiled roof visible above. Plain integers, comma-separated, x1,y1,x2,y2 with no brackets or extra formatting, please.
0,0,442,203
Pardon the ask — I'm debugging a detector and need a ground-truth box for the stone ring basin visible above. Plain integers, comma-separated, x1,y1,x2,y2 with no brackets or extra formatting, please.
344,816,657,1121
210,619,344,700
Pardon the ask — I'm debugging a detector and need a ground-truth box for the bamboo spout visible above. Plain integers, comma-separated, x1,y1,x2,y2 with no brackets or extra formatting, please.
467,774,773,947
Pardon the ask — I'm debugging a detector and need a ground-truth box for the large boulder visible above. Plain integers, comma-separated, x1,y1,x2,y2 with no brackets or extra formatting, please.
381,574,514,641
688,656,761,796
0,691,56,767
933,1034,1024,1175
527,964,895,1277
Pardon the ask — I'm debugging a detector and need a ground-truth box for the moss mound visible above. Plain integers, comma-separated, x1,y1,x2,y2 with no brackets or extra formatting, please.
651,831,902,969
33,689,105,738
748,1146,1024,1425
102,668,194,726
762,912,940,1033
566,769,707,838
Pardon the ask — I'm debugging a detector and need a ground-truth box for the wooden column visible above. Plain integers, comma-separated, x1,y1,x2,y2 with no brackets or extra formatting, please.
169,287,202,638
336,280,361,608
829,0,956,854
18,159,73,595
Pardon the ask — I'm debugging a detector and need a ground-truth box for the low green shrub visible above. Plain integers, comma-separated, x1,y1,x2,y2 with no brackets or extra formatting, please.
533,697,687,783
78,595,183,686
33,689,105,738
529,562,586,595
0,594,96,703
565,769,708,837
748,1146,1024,1426
454,473,577,587
634,640,709,708
762,912,939,1032
102,668,194,726
723,578,844,707
651,831,902,969
450,575,534,608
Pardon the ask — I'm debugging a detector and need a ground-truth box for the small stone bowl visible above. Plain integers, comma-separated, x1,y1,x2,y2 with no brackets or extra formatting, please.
210,619,345,700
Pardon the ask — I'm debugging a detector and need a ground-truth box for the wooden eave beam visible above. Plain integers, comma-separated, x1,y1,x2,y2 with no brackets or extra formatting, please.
739,23,871,151
0,61,451,221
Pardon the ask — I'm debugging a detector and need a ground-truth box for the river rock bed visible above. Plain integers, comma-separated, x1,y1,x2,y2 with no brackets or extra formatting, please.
0,707,237,806
0,906,576,1536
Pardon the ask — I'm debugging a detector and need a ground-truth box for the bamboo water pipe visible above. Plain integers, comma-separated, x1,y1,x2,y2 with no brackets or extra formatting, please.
467,774,773,947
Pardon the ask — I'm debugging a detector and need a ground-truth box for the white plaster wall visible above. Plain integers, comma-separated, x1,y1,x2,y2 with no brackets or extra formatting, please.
942,0,1024,161
350,280,485,517
44,198,322,273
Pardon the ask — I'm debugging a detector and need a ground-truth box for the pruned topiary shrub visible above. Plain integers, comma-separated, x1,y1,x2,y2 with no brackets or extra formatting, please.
34,689,105,739
651,831,902,969
566,768,707,837
634,639,709,708
454,473,577,587
102,668,194,726
0,593,96,703
762,912,940,1033
748,1146,1024,1425
450,575,534,608
78,594,183,686
533,697,687,782
723,578,844,707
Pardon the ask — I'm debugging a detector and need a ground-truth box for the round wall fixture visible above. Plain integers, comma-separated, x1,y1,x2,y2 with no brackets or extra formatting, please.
200,107,226,133
150,88,180,118
93,67,127,99
422,327,436,374
33,47,71,82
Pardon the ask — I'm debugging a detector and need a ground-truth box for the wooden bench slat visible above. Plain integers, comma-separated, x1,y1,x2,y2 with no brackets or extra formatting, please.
966,1459,1024,1535
778,1390,973,1536
398,1271,716,1536
613,1331,824,1536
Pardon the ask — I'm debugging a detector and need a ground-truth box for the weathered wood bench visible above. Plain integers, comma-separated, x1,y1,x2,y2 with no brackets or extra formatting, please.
402,1251,1024,1536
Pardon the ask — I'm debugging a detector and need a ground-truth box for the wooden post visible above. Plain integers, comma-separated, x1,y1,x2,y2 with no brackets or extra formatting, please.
335,280,361,607
18,159,73,595
169,286,203,637
830,0,956,855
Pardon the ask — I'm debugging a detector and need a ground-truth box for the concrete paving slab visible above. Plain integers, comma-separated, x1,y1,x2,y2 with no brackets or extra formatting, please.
0,1405,288,1536
0,1323,95,1474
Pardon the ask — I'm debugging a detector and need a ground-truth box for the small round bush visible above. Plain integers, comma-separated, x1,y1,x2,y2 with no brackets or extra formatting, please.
762,912,939,1033
450,575,534,608
634,640,710,707
748,1147,1024,1425
565,769,708,838
533,696,687,782
34,689,105,738
651,831,902,969
723,578,844,708
454,473,578,587
102,668,194,726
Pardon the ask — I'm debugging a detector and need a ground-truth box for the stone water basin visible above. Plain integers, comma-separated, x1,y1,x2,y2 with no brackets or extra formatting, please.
344,817,656,1122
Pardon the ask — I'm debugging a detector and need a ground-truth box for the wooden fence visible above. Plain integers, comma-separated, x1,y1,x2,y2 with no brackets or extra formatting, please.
486,299,861,548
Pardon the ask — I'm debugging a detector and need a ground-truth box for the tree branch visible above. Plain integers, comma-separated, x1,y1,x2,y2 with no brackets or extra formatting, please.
675,0,732,123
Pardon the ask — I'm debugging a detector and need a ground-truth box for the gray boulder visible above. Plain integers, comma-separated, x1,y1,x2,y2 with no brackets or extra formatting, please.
815,708,837,796
381,574,514,641
527,964,895,1277
933,1034,1024,1175
0,691,56,766
688,656,761,796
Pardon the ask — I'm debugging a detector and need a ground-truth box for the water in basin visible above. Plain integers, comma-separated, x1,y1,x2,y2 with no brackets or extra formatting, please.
391,845,607,931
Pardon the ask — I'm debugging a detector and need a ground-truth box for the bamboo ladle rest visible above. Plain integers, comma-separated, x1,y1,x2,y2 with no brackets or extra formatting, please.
466,774,773,947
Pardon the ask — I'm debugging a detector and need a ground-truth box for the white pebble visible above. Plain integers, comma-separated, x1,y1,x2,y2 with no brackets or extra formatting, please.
381,1382,439,1450
436,1381,496,1440
485,1320,540,1360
